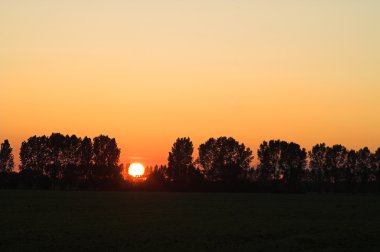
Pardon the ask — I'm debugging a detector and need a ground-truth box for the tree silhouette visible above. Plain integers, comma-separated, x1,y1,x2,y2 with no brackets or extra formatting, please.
60,134,83,189
356,147,372,192
47,133,66,188
4,132,380,192
325,145,347,191
256,140,280,183
198,137,253,186
19,135,50,188
345,150,358,192
374,148,380,191
257,140,306,192
18,134,122,189
20,135,49,175
308,143,328,192
93,135,122,187
167,137,200,187
281,142,307,192
93,135,120,168
0,140,14,173
79,136,93,183
146,165,168,190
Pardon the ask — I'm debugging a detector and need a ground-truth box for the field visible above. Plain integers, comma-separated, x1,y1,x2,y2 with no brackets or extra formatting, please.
1,191,380,251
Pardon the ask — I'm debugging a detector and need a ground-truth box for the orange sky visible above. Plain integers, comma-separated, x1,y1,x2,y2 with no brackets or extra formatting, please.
1,0,380,168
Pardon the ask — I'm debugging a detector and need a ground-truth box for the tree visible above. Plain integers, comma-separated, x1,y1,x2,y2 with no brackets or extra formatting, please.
167,137,196,182
60,134,83,189
325,145,347,191
19,135,51,189
308,143,328,191
19,135,50,175
18,134,123,189
257,140,282,182
46,133,66,187
198,137,253,185
345,150,358,192
93,135,122,186
93,135,120,168
257,140,306,192
80,137,93,166
146,165,168,190
374,148,380,191
356,147,373,191
79,136,93,182
281,142,307,192
0,140,14,173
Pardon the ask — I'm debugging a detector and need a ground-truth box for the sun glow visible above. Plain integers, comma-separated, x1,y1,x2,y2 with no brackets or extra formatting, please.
128,163,145,177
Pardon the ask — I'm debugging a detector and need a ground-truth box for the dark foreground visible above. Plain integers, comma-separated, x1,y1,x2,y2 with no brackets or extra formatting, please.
1,191,380,251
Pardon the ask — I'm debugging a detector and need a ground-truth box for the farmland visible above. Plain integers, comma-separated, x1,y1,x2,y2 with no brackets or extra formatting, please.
1,191,380,251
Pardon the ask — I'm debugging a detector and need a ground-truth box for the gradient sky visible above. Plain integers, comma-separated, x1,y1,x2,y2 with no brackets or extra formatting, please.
1,0,379,168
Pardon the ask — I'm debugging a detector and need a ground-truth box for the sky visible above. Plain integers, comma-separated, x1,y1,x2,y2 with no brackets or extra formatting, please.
1,0,380,168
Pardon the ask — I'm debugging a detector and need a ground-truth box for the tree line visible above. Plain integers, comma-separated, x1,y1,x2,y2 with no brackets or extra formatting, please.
1,134,380,192
0,134,123,189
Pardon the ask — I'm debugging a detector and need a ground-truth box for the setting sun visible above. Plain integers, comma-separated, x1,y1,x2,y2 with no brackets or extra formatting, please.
128,163,145,177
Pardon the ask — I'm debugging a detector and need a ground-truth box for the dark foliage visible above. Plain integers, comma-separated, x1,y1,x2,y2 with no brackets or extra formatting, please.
198,137,253,189
1,134,380,192
145,165,168,191
17,133,123,190
256,140,306,192
0,140,14,173
167,137,203,190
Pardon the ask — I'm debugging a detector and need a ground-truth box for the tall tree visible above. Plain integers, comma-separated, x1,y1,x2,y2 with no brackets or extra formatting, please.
325,145,347,191
198,137,253,184
79,136,93,181
19,135,50,175
93,135,121,183
79,137,93,166
308,143,328,191
374,148,380,191
256,140,281,182
167,137,195,181
93,135,120,168
356,147,373,191
0,140,14,173
19,135,51,189
257,140,306,191
60,134,83,189
46,133,66,185
345,150,358,192
281,142,307,192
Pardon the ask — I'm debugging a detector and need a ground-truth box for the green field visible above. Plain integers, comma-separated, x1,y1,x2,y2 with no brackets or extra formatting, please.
1,191,380,251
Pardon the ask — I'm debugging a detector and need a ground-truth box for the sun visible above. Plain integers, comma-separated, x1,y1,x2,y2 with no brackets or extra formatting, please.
128,163,145,177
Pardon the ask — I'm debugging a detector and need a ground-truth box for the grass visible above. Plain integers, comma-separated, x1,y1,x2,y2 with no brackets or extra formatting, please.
1,191,380,251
